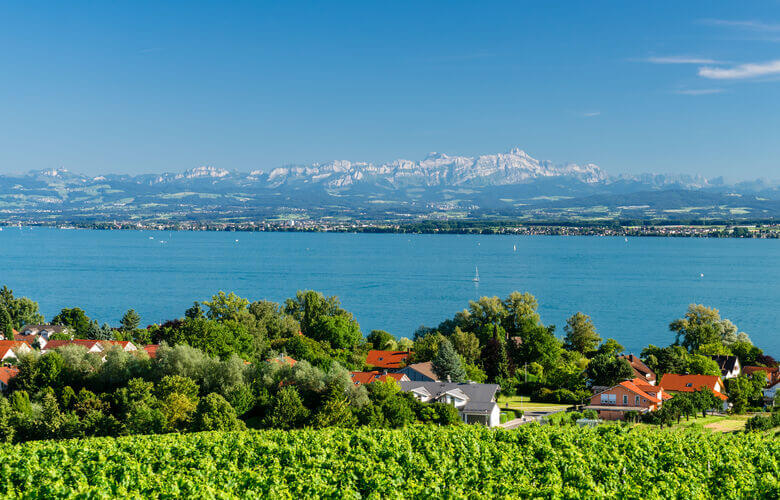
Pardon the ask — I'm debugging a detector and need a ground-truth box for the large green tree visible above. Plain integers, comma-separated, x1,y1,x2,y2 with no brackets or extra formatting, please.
587,354,634,387
563,312,601,354
432,338,466,383
121,309,141,331
0,286,45,330
52,308,91,337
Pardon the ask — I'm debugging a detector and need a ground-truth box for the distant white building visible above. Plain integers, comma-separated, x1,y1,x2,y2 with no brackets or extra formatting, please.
399,381,501,427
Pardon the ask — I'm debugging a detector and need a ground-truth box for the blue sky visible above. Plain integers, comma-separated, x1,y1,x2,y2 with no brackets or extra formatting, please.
1,1,779,178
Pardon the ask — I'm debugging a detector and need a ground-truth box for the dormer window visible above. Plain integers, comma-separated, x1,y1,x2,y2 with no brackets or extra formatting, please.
685,383,693,387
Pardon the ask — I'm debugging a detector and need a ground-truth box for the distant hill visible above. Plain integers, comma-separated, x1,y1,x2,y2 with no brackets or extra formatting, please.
0,148,778,223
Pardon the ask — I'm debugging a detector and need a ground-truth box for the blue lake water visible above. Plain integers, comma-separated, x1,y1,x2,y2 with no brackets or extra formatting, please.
0,227,778,356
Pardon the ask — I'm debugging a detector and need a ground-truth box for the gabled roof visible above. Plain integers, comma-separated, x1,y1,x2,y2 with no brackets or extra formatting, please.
100,340,137,350
20,324,68,333
619,354,656,383
401,361,439,381
43,339,102,351
706,355,739,373
398,381,500,412
13,334,40,346
366,350,411,369
658,374,728,400
0,367,18,385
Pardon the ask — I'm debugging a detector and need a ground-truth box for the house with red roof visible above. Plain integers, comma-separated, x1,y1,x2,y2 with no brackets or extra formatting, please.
365,350,411,370
743,366,780,387
618,354,656,385
101,340,138,351
658,374,729,411
42,339,104,354
586,379,666,420
350,371,410,385
0,340,32,362
143,344,160,359
14,333,46,350
0,366,18,392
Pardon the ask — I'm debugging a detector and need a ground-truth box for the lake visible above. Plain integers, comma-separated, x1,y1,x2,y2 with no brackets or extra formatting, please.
1,227,778,356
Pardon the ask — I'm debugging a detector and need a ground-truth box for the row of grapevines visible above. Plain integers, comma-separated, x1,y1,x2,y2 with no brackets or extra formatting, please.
0,425,777,498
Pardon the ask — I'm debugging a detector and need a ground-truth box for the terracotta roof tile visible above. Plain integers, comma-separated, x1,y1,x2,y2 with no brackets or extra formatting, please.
365,350,411,369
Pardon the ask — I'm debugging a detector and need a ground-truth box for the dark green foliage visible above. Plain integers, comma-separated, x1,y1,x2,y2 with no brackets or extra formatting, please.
366,330,394,350
264,386,309,429
52,308,92,337
432,338,467,382
121,309,141,331
0,305,12,339
587,354,634,387
193,393,246,431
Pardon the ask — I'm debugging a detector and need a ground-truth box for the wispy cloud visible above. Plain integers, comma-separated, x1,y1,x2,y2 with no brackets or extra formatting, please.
700,19,780,32
699,60,780,79
645,56,720,64
581,111,601,117
673,88,724,96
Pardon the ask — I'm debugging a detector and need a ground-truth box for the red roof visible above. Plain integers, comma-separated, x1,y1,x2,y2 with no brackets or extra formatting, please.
365,350,411,369
44,339,102,351
0,341,26,360
618,380,661,404
0,367,18,386
350,371,407,385
659,374,728,401
144,344,160,358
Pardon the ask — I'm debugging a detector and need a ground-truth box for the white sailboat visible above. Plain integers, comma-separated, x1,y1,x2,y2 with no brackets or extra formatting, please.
513,244,517,251
472,266,480,282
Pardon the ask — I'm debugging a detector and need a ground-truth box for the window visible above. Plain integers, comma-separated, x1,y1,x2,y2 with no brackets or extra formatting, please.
600,393,616,405
635,396,640,405
623,395,628,405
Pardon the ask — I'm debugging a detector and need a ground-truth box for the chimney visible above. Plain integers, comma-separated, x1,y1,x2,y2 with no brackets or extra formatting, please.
447,375,451,383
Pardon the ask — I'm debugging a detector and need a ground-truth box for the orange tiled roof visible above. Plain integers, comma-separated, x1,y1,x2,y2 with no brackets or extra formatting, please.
43,339,102,351
618,380,660,404
365,350,411,369
0,367,18,385
350,371,407,385
144,344,160,358
659,374,728,401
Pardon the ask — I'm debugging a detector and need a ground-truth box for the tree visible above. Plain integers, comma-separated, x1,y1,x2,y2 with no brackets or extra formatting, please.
686,354,721,376
184,302,204,319
366,330,394,350
264,386,309,429
596,339,624,357
670,304,722,352
203,291,251,323
464,363,487,383
310,385,358,429
516,325,562,372
0,286,44,330
121,309,141,331
155,375,200,402
0,305,12,340
563,312,601,354
432,339,466,383
731,341,762,366
451,327,480,365
481,326,509,382
412,332,445,363
503,291,541,336
311,314,362,350
587,354,634,387
52,308,91,337
192,393,245,431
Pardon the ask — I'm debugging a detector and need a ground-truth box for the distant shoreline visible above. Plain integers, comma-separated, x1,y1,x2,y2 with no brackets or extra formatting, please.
3,220,779,238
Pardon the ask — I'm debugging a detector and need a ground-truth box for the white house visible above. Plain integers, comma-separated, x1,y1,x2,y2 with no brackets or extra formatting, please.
706,355,741,379
0,341,32,362
19,324,70,340
399,381,501,427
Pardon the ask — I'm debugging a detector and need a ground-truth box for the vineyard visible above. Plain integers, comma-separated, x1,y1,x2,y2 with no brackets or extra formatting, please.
1,425,778,498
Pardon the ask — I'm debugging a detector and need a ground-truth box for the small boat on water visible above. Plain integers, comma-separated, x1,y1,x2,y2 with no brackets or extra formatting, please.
472,266,480,282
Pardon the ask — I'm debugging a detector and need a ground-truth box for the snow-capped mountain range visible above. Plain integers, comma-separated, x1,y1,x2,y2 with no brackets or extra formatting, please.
1,148,778,222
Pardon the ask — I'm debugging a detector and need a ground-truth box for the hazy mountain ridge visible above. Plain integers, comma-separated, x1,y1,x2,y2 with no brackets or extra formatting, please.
1,148,778,222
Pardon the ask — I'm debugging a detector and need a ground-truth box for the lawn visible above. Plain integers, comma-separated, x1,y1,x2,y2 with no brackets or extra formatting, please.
497,394,571,410
639,414,750,433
